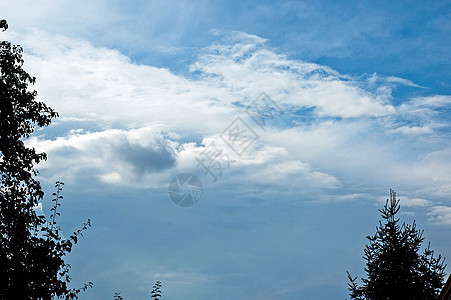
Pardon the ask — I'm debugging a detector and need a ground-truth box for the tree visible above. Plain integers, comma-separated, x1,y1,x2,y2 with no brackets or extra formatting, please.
0,20,91,299
347,189,447,300
151,281,162,300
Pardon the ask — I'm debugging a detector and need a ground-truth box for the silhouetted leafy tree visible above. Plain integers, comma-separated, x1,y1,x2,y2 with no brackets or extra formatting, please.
151,281,162,300
0,20,7,32
347,189,446,299
0,21,91,299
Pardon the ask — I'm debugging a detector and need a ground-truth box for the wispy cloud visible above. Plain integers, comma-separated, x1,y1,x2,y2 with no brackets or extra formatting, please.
428,206,451,226
388,125,433,135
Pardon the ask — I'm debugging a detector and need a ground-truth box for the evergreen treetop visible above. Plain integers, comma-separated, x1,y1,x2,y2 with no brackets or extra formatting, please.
347,189,446,300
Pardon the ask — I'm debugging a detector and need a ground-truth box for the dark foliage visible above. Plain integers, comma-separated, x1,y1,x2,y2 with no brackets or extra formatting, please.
1,24,91,299
0,20,7,32
347,190,447,300
151,281,162,300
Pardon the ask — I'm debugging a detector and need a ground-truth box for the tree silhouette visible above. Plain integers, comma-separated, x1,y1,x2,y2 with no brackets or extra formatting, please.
0,20,7,32
151,281,162,300
0,21,91,299
347,189,447,299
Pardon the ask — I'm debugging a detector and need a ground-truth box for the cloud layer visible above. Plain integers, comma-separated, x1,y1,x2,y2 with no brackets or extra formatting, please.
3,29,446,223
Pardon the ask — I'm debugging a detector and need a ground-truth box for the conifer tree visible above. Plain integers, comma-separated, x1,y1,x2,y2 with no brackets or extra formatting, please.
151,281,162,300
347,189,446,299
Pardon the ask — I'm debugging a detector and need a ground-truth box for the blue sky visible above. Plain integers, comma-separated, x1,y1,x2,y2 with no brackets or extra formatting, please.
2,1,451,299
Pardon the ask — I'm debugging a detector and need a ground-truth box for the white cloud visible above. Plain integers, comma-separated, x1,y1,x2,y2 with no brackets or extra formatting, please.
428,206,451,225
16,30,396,130
388,125,433,135
4,29,448,211
399,197,433,208
385,76,424,88
397,95,451,122
191,35,395,118
99,172,122,184
415,148,451,185
321,193,368,203
410,95,451,108
28,127,177,187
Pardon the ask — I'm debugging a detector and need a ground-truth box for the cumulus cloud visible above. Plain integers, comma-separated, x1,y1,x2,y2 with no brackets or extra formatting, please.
28,127,177,187
5,29,448,210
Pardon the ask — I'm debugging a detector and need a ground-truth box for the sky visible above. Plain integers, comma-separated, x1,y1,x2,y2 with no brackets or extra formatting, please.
1,1,451,299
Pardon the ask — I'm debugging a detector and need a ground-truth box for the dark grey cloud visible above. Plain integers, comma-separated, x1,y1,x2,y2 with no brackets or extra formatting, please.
118,139,176,175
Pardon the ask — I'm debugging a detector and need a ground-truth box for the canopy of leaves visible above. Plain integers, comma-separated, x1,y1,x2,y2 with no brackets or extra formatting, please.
1,28,91,299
